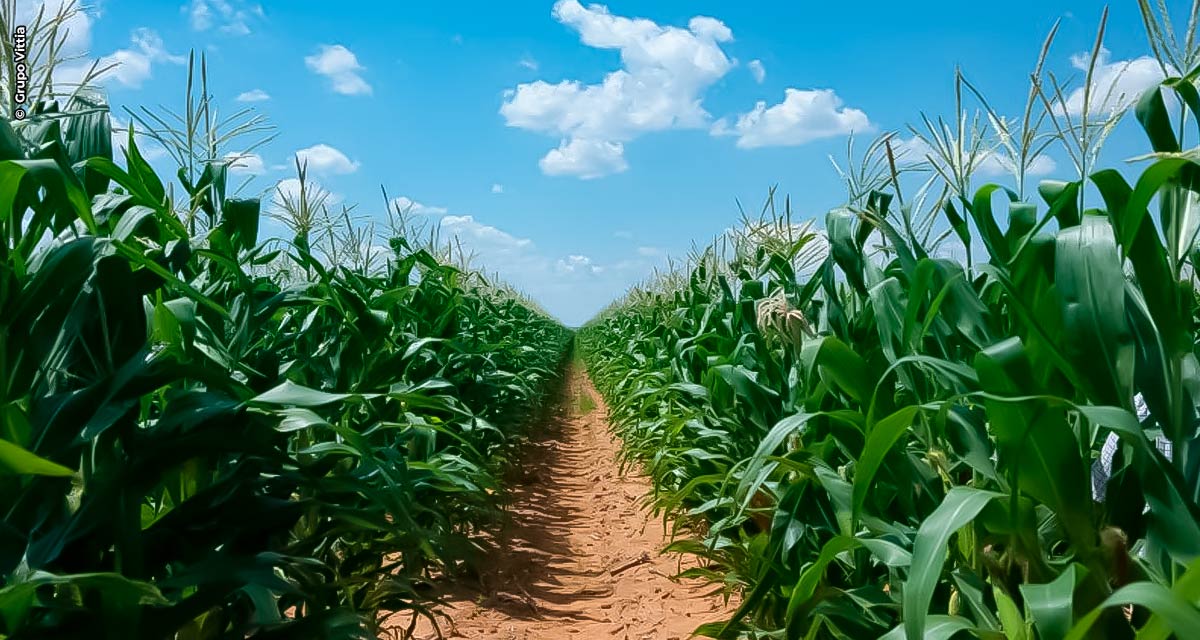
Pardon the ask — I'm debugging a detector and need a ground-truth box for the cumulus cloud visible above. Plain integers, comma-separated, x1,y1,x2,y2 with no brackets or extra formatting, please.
539,138,628,179
748,59,766,83
225,151,266,175
556,254,603,274
110,116,168,162
19,0,92,56
398,199,671,324
271,177,341,212
978,152,1057,177
236,88,270,102
185,0,262,35
501,0,735,178
893,135,1057,179
1056,47,1165,117
16,3,182,92
390,196,448,216
441,215,534,253
62,27,185,90
888,136,930,161
713,88,871,148
305,44,372,96
15,1,89,93
294,143,360,175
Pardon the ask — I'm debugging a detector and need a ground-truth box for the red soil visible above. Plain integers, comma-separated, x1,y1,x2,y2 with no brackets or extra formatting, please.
382,365,733,639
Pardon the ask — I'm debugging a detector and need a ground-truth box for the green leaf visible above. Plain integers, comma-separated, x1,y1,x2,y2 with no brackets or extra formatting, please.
904,487,1001,640
1065,582,1200,640
221,197,261,252
882,615,977,640
785,536,859,633
970,184,1017,264
1019,564,1079,640
993,584,1030,640
815,337,873,404
122,124,165,205
1140,557,1200,639
0,438,75,476
251,381,366,407
735,411,815,508
975,338,1093,551
852,405,919,521
1054,216,1135,407
828,208,868,295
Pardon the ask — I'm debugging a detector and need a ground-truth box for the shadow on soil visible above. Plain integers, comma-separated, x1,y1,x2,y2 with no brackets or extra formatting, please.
383,379,612,636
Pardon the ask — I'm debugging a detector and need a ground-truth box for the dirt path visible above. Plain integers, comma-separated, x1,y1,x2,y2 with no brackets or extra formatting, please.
382,364,731,639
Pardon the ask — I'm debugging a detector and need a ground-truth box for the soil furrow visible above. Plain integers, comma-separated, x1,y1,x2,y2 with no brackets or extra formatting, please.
383,364,730,639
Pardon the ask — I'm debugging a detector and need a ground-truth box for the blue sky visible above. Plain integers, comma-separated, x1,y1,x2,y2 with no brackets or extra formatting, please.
39,0,1171,325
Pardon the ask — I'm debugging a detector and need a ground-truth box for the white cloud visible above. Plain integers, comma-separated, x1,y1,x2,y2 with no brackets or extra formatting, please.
614,230,633,239
236,88,270,102
501,0,735,178
519,56,539,71
894,135,1057,179
977,151,1057,177
305,44,372,96
131,28,186,63
412,199,668,324
16,2,184,93
225,151,266,175
889,136,933,164
539,137,628,179
25,7,89,91
748,59,766,83
19,1,92,55
271,177,341,212
714,88,871,148
294,143,360,175
636,246,664,256
439,215,641,321
90,28,186,89
441,215,534,253
185,0,262,35
1057,47,1165,117
97,49,152,88
556,254,603,274
390,196,448,216
1028,155,1057,176
187,0,213,29
491,183,504,194
110,116,168,162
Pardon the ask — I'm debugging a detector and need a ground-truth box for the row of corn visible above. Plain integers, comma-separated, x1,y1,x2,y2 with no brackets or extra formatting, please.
0,96,572,638
579,11,1200,639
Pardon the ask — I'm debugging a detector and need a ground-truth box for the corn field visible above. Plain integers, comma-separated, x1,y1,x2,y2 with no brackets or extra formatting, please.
7,1,1200,639
0,68,572,638
579,5,1200,639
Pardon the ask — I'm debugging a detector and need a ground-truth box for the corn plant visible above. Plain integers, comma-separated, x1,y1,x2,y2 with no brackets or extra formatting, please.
580,4,1200,638
0,69,570,639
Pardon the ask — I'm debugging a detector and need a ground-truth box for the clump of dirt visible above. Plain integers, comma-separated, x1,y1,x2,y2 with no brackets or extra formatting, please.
382,365,734,640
